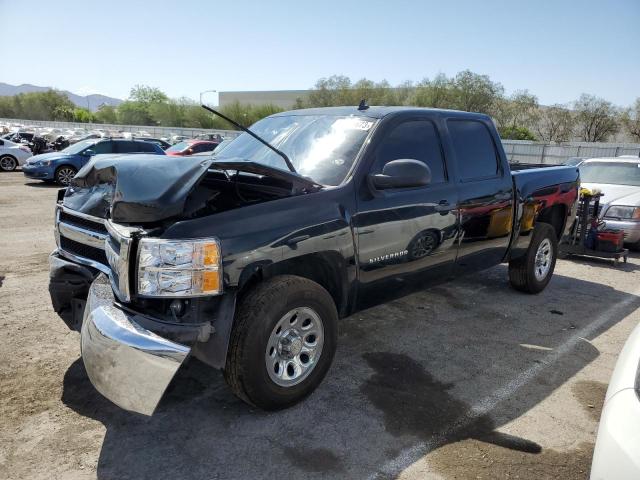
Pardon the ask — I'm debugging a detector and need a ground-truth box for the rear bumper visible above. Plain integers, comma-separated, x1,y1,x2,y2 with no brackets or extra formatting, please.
603,219,640,244
81,274,190,415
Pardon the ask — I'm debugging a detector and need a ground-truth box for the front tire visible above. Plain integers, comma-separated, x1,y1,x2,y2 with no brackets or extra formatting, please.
55,165,77,186
509,223,558,294
0,155,17,172
224,275,338,410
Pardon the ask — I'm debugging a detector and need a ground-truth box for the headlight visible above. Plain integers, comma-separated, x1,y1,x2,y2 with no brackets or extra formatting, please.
34,160,52,166
137,238,222,297
604,205,640,220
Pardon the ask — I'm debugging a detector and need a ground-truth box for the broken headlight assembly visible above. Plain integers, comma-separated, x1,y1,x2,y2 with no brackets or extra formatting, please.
136,238,222,297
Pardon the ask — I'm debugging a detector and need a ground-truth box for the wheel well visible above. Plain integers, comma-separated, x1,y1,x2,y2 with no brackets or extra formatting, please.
238,253,348,316
55,164,77,174
537,204,566,240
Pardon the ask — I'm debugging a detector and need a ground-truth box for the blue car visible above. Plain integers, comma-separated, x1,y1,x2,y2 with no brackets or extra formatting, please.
23,138,165,185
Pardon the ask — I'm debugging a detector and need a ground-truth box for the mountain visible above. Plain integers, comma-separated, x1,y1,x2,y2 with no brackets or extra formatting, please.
0,83,123,111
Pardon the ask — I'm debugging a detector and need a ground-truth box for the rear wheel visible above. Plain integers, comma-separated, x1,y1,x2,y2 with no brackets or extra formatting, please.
55,166,77,186
509,223,558,294
0,155,17,172
224,275,338,410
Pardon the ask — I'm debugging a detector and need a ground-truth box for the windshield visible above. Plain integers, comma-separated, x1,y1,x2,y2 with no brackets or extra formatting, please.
166,141,192,153
62,139,97,155
580,162,640,187
212,114,375,186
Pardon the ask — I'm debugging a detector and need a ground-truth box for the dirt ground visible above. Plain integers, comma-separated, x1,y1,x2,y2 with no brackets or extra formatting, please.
0,170,638,480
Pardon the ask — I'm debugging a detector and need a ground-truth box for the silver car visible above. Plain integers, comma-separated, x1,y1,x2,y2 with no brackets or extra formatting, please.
580,157,640,247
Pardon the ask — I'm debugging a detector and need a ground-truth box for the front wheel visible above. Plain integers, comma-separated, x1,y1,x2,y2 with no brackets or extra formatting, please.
224,275,338,410
55,166,77,186
0,155,17,172
509,223,558,294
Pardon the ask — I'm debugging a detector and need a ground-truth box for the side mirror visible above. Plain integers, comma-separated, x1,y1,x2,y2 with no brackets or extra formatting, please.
83,149,95,156
369,159,431,190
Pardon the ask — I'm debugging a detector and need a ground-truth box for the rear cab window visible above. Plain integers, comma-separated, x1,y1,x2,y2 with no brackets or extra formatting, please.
447,120,499,181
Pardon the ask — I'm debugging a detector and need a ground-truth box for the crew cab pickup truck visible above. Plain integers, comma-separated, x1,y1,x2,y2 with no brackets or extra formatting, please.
48,106,579,415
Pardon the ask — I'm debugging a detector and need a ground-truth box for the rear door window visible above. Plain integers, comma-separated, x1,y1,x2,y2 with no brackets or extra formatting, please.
114,141,137,153
447,120,499,181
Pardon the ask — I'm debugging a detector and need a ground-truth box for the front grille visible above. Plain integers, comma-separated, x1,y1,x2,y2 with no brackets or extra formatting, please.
59,211,108,234
60,236,108,266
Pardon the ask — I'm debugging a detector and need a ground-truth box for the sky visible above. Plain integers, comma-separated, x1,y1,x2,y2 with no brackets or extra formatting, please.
1,0,638,106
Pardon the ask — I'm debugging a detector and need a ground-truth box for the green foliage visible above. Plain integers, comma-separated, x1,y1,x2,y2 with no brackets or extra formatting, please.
621,98,640,141
73,108,94,123
573,94,619,142
94,104,118,124
499,125,537,141
0,90,76,121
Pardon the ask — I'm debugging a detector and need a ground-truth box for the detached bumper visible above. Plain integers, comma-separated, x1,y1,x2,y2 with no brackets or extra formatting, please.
81,274,190,415
603,219,640,244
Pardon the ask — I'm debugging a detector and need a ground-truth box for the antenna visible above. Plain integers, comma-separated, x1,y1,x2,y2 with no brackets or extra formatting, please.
358,99,369,110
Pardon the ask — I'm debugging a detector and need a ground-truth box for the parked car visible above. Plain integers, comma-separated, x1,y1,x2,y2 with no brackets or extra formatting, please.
0,138,33,171
1,131,35,145
23,138,165,185
49,106,579,415
137,137,171,150
590,321,640,480
165,139,220,156
579,157,640,248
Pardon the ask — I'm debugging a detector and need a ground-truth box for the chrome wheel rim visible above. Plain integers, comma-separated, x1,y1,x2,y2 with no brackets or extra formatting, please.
265,307,324,387
0,157,16,171
534,238,553,281
57,168,75,185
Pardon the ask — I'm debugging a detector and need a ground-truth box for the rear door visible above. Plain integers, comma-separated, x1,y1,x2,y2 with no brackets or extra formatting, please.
446,119,514,271
354,115,460,297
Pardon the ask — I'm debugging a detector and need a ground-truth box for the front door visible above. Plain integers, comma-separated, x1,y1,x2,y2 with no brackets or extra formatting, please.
354,117,459,307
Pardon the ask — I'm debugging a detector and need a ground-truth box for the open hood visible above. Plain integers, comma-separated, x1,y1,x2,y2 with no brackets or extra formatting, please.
63,154,212,223
63,155,321,224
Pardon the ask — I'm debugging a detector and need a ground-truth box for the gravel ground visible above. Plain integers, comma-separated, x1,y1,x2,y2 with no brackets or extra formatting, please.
1,170,639,480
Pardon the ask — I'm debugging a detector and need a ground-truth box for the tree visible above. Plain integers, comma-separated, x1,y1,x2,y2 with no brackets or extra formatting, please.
412,74,454,108
451,70,504,114
499,125,537,141
129,85,169,104
573,94,619,142
73,108,94,123
94,104,118,124
536,104,575,142
621,98,640,142
493,90,539,132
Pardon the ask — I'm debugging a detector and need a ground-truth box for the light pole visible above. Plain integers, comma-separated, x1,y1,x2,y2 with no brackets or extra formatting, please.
200,90,219,107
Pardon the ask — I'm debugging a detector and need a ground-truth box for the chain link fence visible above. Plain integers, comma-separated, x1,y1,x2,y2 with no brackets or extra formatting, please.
2,118,639,164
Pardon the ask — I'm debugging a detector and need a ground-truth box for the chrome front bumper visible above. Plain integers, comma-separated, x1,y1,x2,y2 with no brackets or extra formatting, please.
81,274,190,415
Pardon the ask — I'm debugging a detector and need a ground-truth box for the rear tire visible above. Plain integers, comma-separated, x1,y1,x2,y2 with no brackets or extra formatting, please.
55,166,77,186
0,155,17,172
224,275,338,410
509,223,558,294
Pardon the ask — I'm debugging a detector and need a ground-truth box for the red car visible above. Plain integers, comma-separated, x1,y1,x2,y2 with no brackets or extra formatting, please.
165,140,219,156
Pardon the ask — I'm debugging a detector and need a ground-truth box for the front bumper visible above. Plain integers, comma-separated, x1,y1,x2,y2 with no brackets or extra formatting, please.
81,274,190,415
22,163,54,179
603,218,640,244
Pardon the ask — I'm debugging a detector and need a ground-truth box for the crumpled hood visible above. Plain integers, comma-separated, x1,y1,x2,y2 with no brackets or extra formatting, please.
582,183,640,206
63,154,211,223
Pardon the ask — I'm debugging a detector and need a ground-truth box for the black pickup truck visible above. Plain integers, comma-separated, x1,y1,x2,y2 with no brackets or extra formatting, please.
49,106,579,415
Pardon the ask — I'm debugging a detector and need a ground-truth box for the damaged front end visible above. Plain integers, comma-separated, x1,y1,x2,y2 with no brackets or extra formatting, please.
50,154,312,415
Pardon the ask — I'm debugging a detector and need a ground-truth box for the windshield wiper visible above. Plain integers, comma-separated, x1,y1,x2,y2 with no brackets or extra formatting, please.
201,104,296,173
